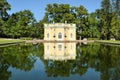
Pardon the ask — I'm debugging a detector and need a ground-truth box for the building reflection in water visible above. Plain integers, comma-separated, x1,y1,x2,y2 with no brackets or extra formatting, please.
44,43,76,61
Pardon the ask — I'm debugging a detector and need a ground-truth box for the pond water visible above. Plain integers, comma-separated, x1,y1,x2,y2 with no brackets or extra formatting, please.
0,43,120,80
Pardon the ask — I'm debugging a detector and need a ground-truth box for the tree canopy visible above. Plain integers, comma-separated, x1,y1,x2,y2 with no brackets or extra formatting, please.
0,0,120,40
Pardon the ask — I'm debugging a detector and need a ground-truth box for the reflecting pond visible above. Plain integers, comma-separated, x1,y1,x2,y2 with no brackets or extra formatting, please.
0,43,120,80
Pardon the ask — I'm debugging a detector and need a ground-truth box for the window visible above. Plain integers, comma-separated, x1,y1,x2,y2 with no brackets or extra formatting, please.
47,33,49,38
70,33,73,38
58,44,62,50
58,32,62,39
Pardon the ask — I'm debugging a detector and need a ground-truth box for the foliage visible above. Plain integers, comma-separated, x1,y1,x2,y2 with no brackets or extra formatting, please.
37,43,120,79
0,0,11,21
110,0,120,40
0,0,120,40
2,10,36,38
96,0,120,40
0,43,37,79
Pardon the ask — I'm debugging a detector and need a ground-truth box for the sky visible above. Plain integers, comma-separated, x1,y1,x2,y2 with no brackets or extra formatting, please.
7,0,102,21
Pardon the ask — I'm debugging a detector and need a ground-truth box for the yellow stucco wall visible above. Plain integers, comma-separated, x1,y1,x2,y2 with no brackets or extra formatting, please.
44,43,76,61
44,23,76,41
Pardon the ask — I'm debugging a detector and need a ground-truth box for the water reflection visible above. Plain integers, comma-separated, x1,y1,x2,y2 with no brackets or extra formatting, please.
0,44,37,80
44,43,76,61
0,43,120,80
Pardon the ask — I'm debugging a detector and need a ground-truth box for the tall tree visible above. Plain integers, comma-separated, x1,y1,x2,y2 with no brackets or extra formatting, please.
0,0,11,21
110,0,120,40
76,5,88,39
0,0,11,37
45,3,76,23
87,12,100,38
97,0,112,40
2,10,36,38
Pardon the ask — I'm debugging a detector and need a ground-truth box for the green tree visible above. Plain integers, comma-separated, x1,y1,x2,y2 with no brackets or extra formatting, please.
45,3,80,23
2,10,36,38
0,0,11,37
76,5,88,39
31,21,44,39
61,13,76,23
110,0,120,40
0,19,4,37
87,12,100,38
2,13,20,38
0,0,11,21
98,0,112,40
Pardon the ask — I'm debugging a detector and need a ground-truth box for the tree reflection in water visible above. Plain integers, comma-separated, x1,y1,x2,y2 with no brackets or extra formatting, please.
0,43,120,80
42,43,120,80
0,44,37,80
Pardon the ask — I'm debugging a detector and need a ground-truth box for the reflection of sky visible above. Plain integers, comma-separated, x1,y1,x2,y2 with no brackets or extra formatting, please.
8,59,100,80
8,57,46,80
7,43,101,80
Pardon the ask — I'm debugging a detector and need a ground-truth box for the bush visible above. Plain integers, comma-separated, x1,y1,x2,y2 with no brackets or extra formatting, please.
20,37,33,40
87,38,99,40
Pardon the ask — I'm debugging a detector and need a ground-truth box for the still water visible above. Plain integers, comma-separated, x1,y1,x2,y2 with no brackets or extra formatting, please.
0,43,120,80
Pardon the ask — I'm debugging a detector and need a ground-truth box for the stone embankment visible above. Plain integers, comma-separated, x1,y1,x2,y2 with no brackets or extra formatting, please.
25,39,94,43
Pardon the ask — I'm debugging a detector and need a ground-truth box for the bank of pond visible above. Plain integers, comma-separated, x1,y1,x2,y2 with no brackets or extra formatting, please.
0,39,24,46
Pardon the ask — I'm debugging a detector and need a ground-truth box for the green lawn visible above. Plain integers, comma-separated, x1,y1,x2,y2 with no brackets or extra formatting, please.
95,40,120,45
0,38,24,44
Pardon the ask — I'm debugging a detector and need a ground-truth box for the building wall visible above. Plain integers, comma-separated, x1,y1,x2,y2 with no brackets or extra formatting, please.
44,23,76,41
67,28,76,40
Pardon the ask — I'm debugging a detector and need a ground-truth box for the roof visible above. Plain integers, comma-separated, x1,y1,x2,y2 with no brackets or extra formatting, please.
44,23,76,28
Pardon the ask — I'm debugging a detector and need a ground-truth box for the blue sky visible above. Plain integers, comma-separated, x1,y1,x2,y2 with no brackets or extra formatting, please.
7,0,102,21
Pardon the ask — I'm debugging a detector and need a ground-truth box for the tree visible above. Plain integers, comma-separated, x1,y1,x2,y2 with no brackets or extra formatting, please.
87,12,100,38
61,13,76,23
0,0,11,21
2,10,36,38
2,13,19,38
95,0,112,40
44,3,79,23
110,0,120,40
0,0,11,37
0,19,4,37
76,5,88,39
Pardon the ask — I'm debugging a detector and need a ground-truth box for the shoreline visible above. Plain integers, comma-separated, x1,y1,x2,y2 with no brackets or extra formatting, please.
1,39,120,46
0,39,25,46
25,40,94,43
95,40,120,45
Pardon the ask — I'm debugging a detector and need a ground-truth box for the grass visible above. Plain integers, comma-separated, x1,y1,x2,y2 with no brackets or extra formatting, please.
0,38,25,44
20,37,33,40
95,40,120,45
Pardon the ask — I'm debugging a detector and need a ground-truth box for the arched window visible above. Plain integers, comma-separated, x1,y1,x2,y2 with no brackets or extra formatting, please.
47,33,49,38
58,32,62,39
